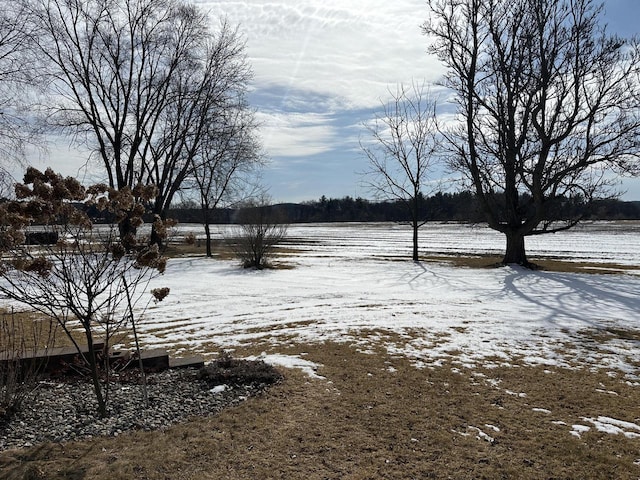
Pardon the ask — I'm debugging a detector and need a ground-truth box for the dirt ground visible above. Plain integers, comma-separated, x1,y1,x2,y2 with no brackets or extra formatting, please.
1,336,639,480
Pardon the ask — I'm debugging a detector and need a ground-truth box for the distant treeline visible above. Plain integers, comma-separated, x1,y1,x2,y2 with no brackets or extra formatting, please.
168,192,640,224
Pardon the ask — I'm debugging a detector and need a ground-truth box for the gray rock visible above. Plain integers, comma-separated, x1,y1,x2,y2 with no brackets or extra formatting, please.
0,368,264,451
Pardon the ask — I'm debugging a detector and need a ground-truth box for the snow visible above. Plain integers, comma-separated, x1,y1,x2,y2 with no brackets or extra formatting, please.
209,385,227,394
176,220,640,266
140,221,640,443
505,390,527,398
245,353,325,379
583,417,640,439
571,425,591,438
569,417,640,440
459,426,495,443
6,221,640,441
134,223,640,379
532,408,551,414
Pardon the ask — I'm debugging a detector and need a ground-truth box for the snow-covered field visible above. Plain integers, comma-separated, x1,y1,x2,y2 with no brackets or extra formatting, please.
177,220,640,265
135,222,640,381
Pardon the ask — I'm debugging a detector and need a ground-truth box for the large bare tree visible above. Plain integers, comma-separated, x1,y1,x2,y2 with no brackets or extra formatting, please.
139,19,254,244
424,0,640,266
27,0,252,242
361,83,440,262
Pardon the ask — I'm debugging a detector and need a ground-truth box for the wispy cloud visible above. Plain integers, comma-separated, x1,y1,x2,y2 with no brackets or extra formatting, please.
200,0,442,110
196,0,444,195
256,110,337,158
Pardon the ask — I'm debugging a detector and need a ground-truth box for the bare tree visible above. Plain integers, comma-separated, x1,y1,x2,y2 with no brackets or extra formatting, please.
0,168,169,417
424,0,640,266
0,1,41,186
191,102,263,257
228,196,288,269
27,0,252,243
141,20,254,246
361,83,440,262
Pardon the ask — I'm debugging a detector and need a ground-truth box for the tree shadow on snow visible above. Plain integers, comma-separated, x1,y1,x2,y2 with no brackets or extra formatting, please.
500,268,640,331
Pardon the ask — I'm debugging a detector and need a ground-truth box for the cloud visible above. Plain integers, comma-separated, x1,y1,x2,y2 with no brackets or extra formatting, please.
199,0,443,110
251,82,371,163
29,0,639,203
256,109,338,158
193,1,452,201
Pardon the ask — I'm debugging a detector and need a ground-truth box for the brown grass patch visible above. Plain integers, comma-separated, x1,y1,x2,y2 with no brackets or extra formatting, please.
598,327,640,342
422,253,640,274
0,310,71,351
2,340,639,479
164,240,301,270
163,239,233,260
165,238,307,259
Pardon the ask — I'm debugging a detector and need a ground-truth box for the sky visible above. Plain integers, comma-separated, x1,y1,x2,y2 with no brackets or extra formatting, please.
38,0,640,203
200,0,640,203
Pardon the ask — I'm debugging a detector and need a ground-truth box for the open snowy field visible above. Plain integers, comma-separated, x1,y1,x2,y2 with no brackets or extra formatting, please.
120,221,640,449
177,220,640,265
137,222,640,377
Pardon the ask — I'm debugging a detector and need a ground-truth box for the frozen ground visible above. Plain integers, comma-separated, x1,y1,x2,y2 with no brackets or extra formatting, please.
133,222,640,380
1,221,637,446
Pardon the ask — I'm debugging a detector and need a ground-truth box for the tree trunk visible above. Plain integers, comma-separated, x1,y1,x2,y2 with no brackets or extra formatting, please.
149,223,165,250
149,203,169,250
84,330,107,418
118,216,138,251
204,221,212,258
200,204,213,258
502,231,529,266
412,220,419,262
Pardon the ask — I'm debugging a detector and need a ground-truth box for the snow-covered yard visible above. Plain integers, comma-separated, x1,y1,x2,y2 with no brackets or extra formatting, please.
123,221,640,448
137,221,640,376
2,221,639,477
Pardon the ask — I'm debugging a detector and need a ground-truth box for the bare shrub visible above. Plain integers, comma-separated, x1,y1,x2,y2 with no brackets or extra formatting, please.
0,309,56,420
227,198,288,269
197,352,282,387
184,232,197,246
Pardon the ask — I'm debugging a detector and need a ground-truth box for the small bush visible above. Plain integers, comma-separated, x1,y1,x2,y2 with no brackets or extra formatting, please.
227,197,289,269
197,353,282,387
184,231,197,245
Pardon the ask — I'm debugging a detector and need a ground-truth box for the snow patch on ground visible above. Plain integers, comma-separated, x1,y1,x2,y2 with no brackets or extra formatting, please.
209,385,227,394
532,408,551,414
466,426,495,443
583,416,640,439
571,424,591,438
246,353,325,379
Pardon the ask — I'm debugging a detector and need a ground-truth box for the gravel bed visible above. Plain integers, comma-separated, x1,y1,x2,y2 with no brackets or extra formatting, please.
0,368,262,451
